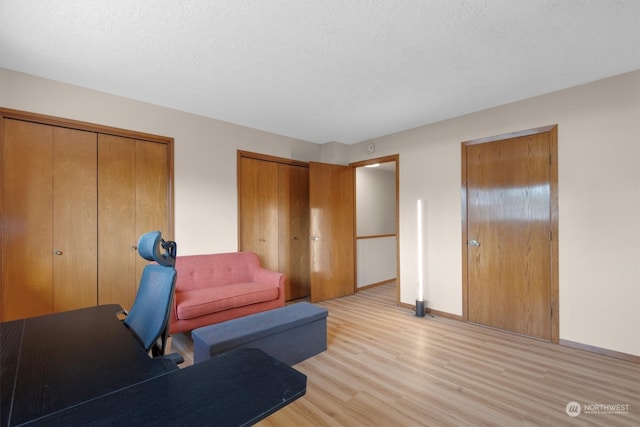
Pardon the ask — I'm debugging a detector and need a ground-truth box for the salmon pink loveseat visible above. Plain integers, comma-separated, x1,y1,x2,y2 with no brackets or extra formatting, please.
168,252,285,334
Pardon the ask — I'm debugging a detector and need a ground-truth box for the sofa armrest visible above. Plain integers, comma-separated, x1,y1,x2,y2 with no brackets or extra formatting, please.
254,267,285,288
254,267,286,303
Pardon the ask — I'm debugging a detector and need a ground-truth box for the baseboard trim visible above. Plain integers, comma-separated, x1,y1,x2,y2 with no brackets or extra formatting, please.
428,308,463,321
560,339,640,364
401,302,464,321
403,302,639,363
357,279,395,292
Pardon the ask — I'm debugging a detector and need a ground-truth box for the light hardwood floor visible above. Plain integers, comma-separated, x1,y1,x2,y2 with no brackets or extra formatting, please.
171,283,639,426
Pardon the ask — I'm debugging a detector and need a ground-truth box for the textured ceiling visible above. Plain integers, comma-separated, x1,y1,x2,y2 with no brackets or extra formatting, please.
0,0,639,144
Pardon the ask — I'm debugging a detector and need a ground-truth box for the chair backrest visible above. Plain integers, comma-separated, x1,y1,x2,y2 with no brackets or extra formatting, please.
124,231,177,355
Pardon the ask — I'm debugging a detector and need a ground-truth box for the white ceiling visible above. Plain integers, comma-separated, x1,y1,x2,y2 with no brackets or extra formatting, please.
1,1,638,144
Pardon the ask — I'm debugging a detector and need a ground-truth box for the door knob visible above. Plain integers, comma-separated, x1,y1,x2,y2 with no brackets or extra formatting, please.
310,236,319,241
469,240,481,247
54,250,63,255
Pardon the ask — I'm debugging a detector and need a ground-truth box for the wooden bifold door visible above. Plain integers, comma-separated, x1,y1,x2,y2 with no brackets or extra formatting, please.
238,153,311,301
2,120,98,319
0,110,173,321
238,153,356,303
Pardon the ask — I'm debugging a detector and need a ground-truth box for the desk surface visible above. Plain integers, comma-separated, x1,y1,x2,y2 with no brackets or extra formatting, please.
23,348,307,427
1,305,178,426
1,305,306,426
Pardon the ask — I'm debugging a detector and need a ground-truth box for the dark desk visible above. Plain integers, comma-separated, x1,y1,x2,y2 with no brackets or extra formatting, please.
23,348,306,426
1,305,306,426
1,305,178,426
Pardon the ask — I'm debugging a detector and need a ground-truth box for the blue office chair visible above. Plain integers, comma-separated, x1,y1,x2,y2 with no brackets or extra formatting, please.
123,231,180,359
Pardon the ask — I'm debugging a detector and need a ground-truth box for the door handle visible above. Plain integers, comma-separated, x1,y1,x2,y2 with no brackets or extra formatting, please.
469,239,481,247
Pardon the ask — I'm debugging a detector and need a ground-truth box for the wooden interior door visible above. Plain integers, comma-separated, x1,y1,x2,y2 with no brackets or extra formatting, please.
52,127,98,312
279,163,310,300
465,128,555,340
239,157,279,271
2,119,54,320
309,162,355,302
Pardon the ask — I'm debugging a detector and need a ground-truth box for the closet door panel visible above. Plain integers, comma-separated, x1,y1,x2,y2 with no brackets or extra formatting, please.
239,157,279,271
2,119,54,320
279,164,310,300
52,127,98,312
98,136,170,310
134,140,170,284
98,135,137,309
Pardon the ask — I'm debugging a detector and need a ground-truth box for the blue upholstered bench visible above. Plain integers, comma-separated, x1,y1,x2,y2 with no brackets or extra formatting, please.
192,302,328,366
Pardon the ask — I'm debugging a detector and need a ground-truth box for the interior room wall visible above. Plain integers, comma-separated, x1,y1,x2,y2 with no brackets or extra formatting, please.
0,68,320,256
356,167,395,236
348,70,640,357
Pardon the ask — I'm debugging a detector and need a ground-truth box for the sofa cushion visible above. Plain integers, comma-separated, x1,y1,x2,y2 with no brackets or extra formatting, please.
175,282,279,320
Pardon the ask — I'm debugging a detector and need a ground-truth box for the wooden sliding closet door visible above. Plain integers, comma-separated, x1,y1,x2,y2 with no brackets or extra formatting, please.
1,119,97,320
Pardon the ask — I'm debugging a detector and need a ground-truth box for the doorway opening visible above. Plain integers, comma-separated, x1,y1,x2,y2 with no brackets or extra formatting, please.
351,155,400,305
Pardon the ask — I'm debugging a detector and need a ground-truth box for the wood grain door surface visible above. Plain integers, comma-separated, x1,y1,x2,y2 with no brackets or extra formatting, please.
1,110,173,321
52,127,98,312
133,139,171,299
278,163,310,300
239,157,280,272
2,119,98,320
466,132,552,340
2,119,55,319
98,135,170,310
98,134,137,308
309,161,355,302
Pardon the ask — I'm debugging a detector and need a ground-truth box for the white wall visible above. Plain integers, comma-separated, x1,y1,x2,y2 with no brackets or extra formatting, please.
0,68,320,256
356,167,396,236
349,70,640,357
356,237,396,287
